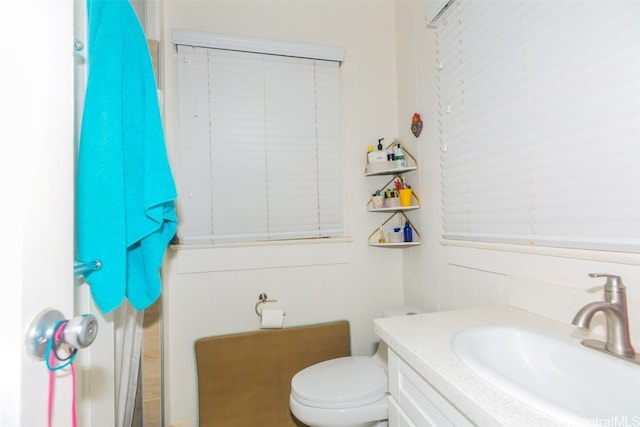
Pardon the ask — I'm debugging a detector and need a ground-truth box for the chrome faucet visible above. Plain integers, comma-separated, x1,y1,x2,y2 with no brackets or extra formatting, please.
572,273,640,364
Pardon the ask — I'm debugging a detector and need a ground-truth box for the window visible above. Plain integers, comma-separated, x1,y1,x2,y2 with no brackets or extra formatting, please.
437,1,640,253
173,31,344,244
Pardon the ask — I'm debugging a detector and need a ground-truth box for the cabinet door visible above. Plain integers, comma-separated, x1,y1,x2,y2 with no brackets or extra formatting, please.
388,350,473,427
388,395,418,427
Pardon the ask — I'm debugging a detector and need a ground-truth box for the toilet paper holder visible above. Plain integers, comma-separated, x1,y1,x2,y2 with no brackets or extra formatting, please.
255,293,286,317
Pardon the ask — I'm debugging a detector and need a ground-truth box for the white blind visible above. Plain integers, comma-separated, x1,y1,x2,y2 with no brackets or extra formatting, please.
176,44,343,244
439,0,640,253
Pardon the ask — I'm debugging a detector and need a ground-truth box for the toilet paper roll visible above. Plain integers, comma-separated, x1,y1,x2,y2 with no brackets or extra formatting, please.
260,308,285,329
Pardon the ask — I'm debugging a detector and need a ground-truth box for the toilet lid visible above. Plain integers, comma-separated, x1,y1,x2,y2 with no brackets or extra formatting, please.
291,356,388,409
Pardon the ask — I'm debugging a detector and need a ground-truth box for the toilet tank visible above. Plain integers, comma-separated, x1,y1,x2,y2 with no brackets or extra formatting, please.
382,306,424,318
373,306,425,368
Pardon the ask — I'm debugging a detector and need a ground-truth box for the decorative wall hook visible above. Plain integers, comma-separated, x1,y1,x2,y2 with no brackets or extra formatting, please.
411,112,423,137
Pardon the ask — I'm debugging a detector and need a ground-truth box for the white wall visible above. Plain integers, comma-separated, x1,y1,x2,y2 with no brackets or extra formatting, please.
395,0,640,352
394,0,452,313
394,0,510,314
159,2,406,426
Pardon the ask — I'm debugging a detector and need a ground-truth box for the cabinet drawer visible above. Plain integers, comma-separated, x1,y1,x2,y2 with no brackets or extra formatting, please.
388,350,473,427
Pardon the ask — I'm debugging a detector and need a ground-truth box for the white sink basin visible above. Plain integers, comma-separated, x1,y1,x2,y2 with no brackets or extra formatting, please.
452,325,640,421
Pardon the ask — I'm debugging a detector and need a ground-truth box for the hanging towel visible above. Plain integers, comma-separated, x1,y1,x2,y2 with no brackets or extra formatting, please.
77,0,177,313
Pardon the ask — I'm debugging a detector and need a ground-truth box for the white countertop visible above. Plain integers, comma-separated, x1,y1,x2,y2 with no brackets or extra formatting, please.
374,306,586,427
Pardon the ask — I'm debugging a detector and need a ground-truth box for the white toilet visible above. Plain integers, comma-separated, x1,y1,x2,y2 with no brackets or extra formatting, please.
289,307,424,427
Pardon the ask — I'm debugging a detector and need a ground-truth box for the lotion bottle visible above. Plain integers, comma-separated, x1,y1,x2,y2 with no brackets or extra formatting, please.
394,143,405,168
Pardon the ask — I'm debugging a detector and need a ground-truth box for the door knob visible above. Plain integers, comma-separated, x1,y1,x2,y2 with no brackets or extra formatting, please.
25,308,98,360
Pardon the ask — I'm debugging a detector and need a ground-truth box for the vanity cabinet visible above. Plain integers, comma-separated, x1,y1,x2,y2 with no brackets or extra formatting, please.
387,349,473,427
388,397,417,427
365,144,421,247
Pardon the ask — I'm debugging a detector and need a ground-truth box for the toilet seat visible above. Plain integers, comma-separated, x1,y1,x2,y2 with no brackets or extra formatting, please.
291,356,388,409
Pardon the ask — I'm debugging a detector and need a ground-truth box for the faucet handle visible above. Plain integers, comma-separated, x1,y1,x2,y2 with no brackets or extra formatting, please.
589,273,626,292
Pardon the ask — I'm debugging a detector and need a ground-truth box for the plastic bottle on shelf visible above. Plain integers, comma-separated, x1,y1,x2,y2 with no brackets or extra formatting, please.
403,220,413,242
394,143,405,168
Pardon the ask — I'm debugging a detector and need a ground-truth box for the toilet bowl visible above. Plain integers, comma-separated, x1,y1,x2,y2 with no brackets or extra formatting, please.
289,307,424,427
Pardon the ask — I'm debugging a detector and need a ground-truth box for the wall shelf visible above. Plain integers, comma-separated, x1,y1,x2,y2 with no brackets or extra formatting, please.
366,211,422,247
365,144,421,248
368,241,422,248
365,165,417,177
367,205,419,213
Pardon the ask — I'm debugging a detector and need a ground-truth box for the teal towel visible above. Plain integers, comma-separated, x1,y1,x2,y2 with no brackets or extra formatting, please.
77,0,177,313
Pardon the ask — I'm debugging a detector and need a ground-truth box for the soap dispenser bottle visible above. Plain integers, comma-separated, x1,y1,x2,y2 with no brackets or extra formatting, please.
368,138,387,163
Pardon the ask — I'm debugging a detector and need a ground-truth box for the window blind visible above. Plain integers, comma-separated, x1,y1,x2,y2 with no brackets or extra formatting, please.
176,44,343,244
438,0,640,253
